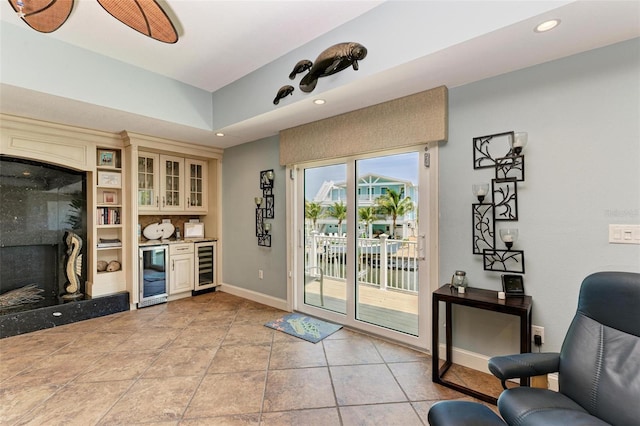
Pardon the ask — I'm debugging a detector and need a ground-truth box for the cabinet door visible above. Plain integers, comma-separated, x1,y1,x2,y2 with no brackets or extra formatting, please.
185,159,208,212
160,155,185,211
138,153,160,212
170,253,194,294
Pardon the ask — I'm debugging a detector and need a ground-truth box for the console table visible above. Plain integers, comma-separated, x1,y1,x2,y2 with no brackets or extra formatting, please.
431,285,532,404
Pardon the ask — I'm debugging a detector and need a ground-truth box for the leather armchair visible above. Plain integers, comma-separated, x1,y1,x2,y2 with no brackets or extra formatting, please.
488,271,640,426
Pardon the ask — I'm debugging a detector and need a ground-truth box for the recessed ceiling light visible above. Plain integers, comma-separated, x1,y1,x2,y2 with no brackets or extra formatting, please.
313,99,326,105
535,19,561,33
215,132,224,137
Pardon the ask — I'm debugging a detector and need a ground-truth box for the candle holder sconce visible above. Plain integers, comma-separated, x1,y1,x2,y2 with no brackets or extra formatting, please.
256,169,275,247
471,131,528,274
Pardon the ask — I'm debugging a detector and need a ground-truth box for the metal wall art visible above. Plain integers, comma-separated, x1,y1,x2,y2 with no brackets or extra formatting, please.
273,42,368,104
472,203,495,255
483,249,525,274
471,131,528,274
492,178,518,221
473,131,514,169
256,170,275,247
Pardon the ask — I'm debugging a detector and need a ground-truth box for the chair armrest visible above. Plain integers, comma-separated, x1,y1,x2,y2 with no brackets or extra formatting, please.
488,352,560,389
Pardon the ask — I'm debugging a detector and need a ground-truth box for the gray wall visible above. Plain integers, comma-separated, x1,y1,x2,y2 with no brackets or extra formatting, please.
221,135,287,300
221,39,640,354
441,38,640,354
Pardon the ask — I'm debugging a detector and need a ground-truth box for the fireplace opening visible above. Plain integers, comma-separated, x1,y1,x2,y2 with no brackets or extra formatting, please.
0,156,87,315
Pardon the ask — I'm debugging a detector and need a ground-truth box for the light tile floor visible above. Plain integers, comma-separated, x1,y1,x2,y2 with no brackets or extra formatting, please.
0,291,503,425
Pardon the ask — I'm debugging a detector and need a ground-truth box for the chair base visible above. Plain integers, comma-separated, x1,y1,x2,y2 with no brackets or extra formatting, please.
428,401,506,426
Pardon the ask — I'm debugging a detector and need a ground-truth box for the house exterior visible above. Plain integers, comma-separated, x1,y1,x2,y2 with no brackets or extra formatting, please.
310,173,418,238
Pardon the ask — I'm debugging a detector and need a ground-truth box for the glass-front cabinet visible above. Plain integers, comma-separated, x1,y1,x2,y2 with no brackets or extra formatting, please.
161,154,184,211
138,151,207,213
186,158,207,212
138,152,159,212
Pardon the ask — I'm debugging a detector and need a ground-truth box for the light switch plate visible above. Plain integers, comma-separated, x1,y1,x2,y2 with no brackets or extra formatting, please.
609,224,640,245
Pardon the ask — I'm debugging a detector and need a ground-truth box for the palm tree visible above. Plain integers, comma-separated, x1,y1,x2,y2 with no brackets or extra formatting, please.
327,201,347,234
358,206,379,238
305,200,324,232
375,189,414,239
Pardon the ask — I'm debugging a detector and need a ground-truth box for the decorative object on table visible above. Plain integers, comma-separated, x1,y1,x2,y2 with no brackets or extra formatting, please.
450,270,468,293
273,85,295,105
264,312,342,343
501,274,525,297
256,169,275,247
62,230,84,301
7,0,178,43
470,131,528,274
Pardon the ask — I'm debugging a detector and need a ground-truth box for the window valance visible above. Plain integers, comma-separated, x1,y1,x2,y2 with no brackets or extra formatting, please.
279,85,448,166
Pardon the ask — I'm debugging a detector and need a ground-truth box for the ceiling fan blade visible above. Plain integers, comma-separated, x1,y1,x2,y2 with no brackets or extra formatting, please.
7,0,74,33
97,0,178,44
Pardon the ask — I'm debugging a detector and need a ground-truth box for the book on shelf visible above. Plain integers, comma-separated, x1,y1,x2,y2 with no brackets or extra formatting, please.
96,207,121,225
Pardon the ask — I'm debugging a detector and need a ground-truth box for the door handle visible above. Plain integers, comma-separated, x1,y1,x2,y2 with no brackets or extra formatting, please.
418,234,426,260
172,260,174,271
155,196,159,207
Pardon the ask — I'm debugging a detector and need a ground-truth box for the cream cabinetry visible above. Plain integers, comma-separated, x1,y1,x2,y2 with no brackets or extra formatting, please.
169,243,194,294
185,158,207,212
89,147,126,297
138,152,206,214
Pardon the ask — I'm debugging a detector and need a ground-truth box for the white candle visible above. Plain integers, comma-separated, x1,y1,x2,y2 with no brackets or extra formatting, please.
513,132,528,148
458,286,465,294
498,291,506,300
502,234,513,243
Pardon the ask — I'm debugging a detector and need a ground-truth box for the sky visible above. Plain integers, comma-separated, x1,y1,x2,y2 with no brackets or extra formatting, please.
304,152,419,200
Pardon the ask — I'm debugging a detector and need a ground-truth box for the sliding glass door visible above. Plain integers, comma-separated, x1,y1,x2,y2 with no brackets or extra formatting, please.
295,148,432,348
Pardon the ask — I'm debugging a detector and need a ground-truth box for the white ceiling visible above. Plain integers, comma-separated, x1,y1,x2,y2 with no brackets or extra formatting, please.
1,1,639,149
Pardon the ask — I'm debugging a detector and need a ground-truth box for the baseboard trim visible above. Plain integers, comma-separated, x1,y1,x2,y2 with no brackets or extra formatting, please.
440,344,559,391
218,283,289,312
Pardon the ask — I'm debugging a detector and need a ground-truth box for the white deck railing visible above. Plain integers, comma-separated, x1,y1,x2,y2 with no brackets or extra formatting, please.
306,232,419,293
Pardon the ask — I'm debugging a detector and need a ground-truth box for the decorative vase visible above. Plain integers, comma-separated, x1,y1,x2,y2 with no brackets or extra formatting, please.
451,270,468,293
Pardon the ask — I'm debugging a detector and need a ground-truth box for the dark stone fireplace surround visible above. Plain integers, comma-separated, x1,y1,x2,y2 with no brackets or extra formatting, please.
0,156,129,338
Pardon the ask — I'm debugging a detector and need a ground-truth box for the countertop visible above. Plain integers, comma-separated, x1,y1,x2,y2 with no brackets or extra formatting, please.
138,237,217,247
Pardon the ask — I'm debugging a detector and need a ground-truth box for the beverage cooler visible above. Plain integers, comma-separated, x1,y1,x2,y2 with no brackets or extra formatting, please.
139,245,169,308
194,240,216,291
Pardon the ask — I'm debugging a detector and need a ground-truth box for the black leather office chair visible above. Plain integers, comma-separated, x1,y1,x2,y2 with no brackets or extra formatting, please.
488,271,640,425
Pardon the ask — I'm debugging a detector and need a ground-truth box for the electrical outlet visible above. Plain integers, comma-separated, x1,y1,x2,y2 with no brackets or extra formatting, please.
532,325,545,344
258,269,263,279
